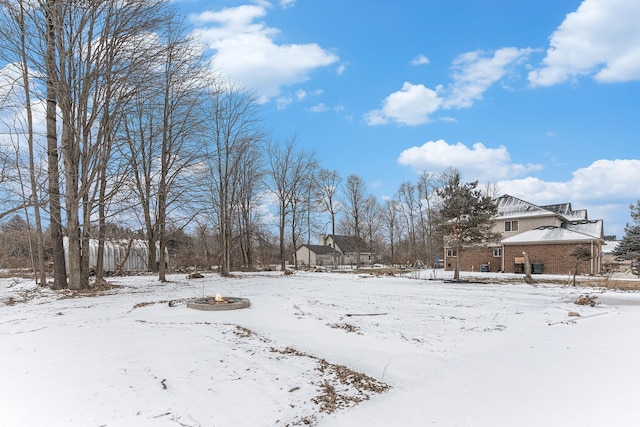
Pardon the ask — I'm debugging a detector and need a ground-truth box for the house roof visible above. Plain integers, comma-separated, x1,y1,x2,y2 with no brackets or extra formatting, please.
602,240,619,254
563,209,588,221
565,219,603,239
539,202,573,215
298,244,336,255
495,194,558,219
543,203,588,220
502,220,603,245
328,235,369,253
495,194,589,222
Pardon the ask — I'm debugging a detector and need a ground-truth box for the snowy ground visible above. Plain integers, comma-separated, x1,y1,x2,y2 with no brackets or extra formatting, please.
2,270,640,427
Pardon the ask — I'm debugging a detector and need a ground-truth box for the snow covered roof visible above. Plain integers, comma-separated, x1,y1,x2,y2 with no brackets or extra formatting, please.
502,220,603,245
562,209,588,221
602,240,619,254
495,194,589,222
539,202,572,215
565,219,603,239
495,195,558,219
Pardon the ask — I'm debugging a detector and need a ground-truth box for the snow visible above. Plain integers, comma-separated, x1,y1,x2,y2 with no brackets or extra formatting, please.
2,270,640,426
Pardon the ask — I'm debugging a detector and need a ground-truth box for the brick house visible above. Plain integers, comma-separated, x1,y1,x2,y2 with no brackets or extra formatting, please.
444,195,604,275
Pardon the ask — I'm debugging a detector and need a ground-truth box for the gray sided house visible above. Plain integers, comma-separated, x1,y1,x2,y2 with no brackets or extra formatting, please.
295,244,337,268
295,234,376,268
444,194,604,275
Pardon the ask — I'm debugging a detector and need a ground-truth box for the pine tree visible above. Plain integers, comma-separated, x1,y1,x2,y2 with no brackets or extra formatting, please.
613,201,640,275
436,169,500,280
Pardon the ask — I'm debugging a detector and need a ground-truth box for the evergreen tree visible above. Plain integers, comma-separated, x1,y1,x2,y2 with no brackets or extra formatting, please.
436,169,500,280
613,201,640,273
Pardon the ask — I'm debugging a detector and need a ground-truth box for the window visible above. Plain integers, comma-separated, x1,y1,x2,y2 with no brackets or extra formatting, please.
493,248,502,257
447,249,457,257
504,220,519,232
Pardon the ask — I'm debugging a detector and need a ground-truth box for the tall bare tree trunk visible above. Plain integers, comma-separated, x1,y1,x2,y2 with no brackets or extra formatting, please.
45,0,67,289
16,0,47,286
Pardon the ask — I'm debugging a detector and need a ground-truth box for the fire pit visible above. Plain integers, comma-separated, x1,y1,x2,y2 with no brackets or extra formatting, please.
186,294,251,311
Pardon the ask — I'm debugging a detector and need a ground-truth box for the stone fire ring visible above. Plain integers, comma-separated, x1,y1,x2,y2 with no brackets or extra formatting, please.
186,297,251,311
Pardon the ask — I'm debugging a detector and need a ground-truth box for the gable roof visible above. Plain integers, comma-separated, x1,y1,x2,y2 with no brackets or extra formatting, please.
495,194,558,220
496,194,589,222
502,220,603,245
565,219,603,239
541,203,589,220
540,202,573,215
298,244,336,255
328,235,369,253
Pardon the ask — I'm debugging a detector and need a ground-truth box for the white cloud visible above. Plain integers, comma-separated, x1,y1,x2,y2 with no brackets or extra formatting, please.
364,82,443,126
309,103,329,113
499,159,640,203
276,88,324,110
275,95,293,110
410,54,430,66
279,0,296,8
444,47,533,109
497,159,640,237
362,109,388,126
397,139,542,182
190,3,338,102
365,48,531,126
529,0,640,86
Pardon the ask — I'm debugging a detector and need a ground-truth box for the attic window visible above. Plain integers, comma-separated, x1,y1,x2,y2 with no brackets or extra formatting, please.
504,220,519,232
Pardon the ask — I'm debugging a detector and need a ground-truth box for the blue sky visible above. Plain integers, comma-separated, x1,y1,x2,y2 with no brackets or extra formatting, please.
178,0,640,238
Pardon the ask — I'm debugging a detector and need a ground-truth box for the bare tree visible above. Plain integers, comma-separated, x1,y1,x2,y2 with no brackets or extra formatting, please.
341,174,367,268
265,138,316,272
417,171,440,265
381,198,399,266
362,194,381,264
204,81,265,277
0,2,48,285
316,169,341,267
236,150,265,270
1,0,190,287
121,16,208,282
396,181,419,262
45,0,68,288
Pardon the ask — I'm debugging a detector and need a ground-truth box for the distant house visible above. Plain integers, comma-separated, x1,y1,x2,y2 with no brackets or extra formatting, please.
443,195,604,275
295,234,376,268
295,244,337,267
602,235,620,265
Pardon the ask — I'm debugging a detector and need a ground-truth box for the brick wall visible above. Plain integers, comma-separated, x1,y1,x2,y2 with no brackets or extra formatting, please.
445,247,501,273
503,243,595,275
445,242,601,275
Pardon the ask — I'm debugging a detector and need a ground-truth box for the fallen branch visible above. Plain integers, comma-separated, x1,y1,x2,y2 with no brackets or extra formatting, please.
345,312,387,317
548,311,607,326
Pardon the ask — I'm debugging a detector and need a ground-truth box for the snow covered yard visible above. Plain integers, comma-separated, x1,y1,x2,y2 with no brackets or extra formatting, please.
2,271,640,427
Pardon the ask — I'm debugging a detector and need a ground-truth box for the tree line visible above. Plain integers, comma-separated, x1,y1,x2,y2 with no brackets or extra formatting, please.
0,0,502,287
